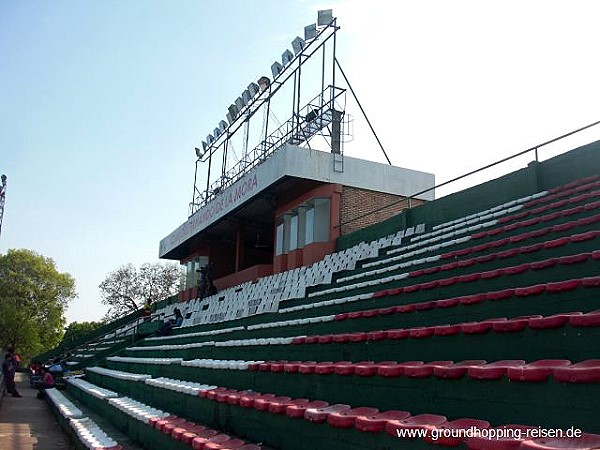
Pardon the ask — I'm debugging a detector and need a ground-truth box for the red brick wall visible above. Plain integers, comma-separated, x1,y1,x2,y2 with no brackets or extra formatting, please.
340,187,425,236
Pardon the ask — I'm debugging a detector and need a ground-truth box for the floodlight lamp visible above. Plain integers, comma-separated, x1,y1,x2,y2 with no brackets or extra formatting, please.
202,141,208,151
242,89,252,105
318,9,333,26
206,134,214,145
226,112,234,125
291,36,305,55
258,75,270,92
235,96,245,111
282,49,294,66
219,120,228,132
195,147,202,158
271,60,284,78
214,127,221,138
228,103,239,119
247,82,259,97
304,23,317,41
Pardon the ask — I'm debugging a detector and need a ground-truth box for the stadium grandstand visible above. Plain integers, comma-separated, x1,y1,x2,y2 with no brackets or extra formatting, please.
22,9,600,450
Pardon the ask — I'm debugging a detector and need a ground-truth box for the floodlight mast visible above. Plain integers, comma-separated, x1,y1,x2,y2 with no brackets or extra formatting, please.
188,12,341,216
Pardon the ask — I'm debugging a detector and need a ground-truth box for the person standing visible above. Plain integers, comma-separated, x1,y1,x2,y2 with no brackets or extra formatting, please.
2,353,22,398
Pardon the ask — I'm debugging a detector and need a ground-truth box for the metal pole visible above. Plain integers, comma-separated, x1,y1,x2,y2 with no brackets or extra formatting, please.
334,57,393,165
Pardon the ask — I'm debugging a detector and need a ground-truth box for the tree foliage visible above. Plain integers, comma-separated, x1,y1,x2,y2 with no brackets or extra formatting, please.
99,262,182,321
61,320,104,345
0,248,77,361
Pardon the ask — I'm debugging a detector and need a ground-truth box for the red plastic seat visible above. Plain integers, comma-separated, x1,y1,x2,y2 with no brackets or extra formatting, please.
327,406,379,428
331,333,351,343
553,359,600,383
485,288,514,301
461,318,506,335
419,281,439,291
316,335,334,344
304,336,319,344
388,328,410,340
497,248,520,259
414,301,437,311
378,306,397,315
355,410,411,433
459,273,481,283
334,361,361,376
546,279,582,293
216,389,239,403
458,294,486,305
362,308,380,318
313,362,336,375
507,359,571,382
396,304,416,313
552,221,576,232
559,253,590,265
333,313,348,321
348,332,368,343
423,266,441,275
408,327,435,339
423,418,491,446
510,232,531,243
493,316,541,333
251,394,282,411
475,253,497,263
528,313,581,330
458,257,476,267
240,393,274,408
468,360,526,380
305,404,351,423
190,430,220,449
409,269,425,277
269,397,306,414
504,263,531,275
282,361,302,372
438,276,459,287
481,268,504,279
440,262,459,271
366,330,389,341
377,361,423,378
529,227,551,238
582,275,600,287
372,289,389,298
515,284,546,297
347,311,363,319
434,324,461,336
285,400,328,418
472,242,492,252
385,414,448,437
519,433,600,449
388,287,404,296
570,230,600,242
577,213,600,226
297,362,317,374
436,298,460,308
404,284,421,293
291,337,306,344
434,360,487,379
569,311,600,327
202,434,234,450
466,424,536,450
543,237,570,248
404,361,452,378
355,361,392,377
520,243,543,254
540,211,561,223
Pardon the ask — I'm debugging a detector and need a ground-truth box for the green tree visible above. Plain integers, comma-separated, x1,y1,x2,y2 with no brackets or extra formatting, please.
0,248,77,361
61,320,104,345
99,262,182,321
